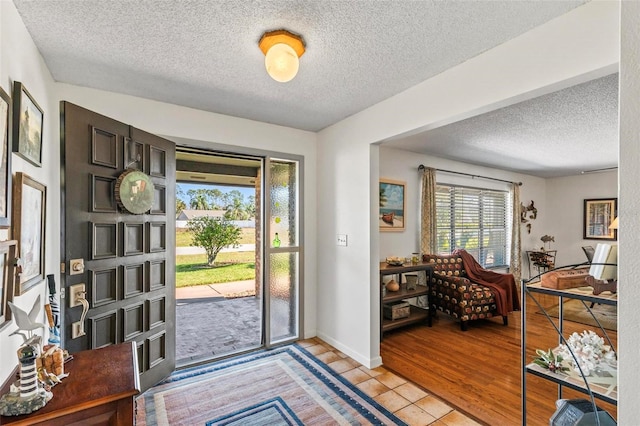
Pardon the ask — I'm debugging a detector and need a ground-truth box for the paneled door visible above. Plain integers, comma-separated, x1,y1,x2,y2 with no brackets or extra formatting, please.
61,102,176,391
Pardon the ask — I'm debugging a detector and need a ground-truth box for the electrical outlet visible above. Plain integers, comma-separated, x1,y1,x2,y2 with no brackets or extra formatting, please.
69,283,86,308
337,234,348,246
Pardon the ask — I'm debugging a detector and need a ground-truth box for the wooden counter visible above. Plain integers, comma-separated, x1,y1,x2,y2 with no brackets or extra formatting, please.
0,342,140,426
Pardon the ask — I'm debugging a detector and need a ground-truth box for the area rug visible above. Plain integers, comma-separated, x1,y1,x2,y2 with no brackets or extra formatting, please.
542,299,617,331
136,344,405,425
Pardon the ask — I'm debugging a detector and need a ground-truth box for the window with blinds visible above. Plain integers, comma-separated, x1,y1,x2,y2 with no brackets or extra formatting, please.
435,184,508,268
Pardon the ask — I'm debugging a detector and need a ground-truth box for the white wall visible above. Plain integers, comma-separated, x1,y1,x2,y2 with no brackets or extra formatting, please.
0,1,60,383
378,150,619,284
618,0,639,420
378,146,547,267
545,171,618,267
317,0,619,369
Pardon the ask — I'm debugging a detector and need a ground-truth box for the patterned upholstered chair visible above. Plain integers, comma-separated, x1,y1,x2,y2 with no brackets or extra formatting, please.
423,253,510,331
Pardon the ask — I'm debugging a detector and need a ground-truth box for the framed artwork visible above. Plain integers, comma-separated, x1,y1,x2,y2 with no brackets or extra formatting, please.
0,239,18,331
583,198,617,241
12,81,43,167
379,178,406,232
13,172,46,295
0,86,11,227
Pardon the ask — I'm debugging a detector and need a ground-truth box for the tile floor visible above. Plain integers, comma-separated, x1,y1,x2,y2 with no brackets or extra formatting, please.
298,337,482,426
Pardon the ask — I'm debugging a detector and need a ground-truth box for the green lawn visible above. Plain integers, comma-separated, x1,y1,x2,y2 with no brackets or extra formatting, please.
176,228,255,247
176,251,255,287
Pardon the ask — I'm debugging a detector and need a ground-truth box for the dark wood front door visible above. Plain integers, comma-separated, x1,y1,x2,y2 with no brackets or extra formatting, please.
61,102,175,391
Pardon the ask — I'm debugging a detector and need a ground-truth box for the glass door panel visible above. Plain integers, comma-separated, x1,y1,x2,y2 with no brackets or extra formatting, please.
269,252,299,342
266,158,301,346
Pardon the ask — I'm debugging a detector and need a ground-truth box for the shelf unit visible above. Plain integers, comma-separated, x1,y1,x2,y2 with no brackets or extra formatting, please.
379,262,433,339
521,281,618,424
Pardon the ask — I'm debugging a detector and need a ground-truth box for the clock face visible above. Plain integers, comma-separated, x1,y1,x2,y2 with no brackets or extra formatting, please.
115,170,155,214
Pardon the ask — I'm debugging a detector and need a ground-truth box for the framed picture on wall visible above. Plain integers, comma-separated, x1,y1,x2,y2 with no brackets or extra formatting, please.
0,86,12,228
0,240,18,331
12,81,43,167
379,178,406,232
583,198,617,240
13,172,47,295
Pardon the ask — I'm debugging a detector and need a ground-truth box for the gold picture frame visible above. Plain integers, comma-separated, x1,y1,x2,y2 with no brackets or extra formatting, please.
13,172,47,295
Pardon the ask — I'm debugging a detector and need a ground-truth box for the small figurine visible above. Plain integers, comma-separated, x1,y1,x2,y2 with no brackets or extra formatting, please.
0,336,53,416
7,295,46,342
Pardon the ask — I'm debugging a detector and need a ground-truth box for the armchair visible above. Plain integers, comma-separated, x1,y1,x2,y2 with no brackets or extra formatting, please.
423,250,520,331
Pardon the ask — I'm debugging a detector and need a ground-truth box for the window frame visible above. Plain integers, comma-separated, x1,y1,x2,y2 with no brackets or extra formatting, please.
435,183,509,268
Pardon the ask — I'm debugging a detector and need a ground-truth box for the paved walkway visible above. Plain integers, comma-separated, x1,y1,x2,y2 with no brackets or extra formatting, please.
175,280,260,366
176,280,255,299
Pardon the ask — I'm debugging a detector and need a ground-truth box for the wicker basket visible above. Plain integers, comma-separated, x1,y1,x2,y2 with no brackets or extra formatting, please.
383,301,410,320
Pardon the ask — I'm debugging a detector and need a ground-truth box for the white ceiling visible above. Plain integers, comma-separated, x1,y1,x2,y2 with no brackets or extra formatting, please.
385,73,619,178
12,0,617,178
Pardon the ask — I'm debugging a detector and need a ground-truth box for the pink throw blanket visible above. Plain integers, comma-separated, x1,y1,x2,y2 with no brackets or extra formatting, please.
453,249,521,317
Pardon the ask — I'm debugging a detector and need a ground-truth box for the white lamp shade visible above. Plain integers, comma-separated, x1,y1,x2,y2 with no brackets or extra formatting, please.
264,43,299,83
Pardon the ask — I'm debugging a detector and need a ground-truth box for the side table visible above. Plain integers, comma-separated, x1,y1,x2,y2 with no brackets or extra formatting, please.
380,261,433,339
0,342,140,426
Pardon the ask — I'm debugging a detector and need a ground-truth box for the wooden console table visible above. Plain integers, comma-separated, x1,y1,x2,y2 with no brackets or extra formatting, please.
0,342,140,426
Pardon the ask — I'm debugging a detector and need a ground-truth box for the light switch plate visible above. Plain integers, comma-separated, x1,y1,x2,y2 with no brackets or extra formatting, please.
337,234,348,246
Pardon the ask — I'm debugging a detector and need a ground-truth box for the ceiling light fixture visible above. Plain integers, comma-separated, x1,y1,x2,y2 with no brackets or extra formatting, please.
259,29,305,83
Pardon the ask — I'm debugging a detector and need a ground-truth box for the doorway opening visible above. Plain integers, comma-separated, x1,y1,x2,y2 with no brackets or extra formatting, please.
175,149,263,367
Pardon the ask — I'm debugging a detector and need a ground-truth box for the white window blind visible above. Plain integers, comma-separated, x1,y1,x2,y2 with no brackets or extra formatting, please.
435,184,508,268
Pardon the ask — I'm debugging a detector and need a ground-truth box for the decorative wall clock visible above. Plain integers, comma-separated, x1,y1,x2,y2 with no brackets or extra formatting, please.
115,169,155,214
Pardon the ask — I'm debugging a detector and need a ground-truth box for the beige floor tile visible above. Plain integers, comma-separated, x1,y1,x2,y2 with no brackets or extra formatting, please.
341,368,372,385
358,365,387,377
394,382,429,403
376,371,407,389
328,358,358,374
415,395,453,419
394,404,438,426
438,410,482,426
297,339,317,348
334,350,348,358
356,378,391,397
374,390,411,412
315,351,341,364
305,343,330,356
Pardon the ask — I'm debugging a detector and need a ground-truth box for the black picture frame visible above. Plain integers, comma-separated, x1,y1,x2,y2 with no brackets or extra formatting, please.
13,172,47,295
583,198,617,241
12,81,43,167
0,239,18,331
0,86,12,227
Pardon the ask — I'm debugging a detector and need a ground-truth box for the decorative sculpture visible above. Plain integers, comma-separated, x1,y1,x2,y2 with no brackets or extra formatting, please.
0,336,53,416
520,200,538,234
7,295,45,342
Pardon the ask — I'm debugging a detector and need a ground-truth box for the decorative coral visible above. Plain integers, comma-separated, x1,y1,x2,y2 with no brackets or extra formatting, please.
557,330,616,376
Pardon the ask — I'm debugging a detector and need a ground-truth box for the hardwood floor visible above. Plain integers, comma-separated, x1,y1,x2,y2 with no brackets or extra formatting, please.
380,293,617,425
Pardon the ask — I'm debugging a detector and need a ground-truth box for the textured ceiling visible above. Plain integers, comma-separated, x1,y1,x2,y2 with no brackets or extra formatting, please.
385,73,619,178
11,0,616,178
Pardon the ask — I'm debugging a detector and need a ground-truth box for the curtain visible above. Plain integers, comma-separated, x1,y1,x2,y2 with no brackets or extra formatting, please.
510,183,522,285
420,167,437,255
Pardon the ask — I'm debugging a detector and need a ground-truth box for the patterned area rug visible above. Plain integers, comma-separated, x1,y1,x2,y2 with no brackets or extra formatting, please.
136,344,405,425
542,299,617,331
